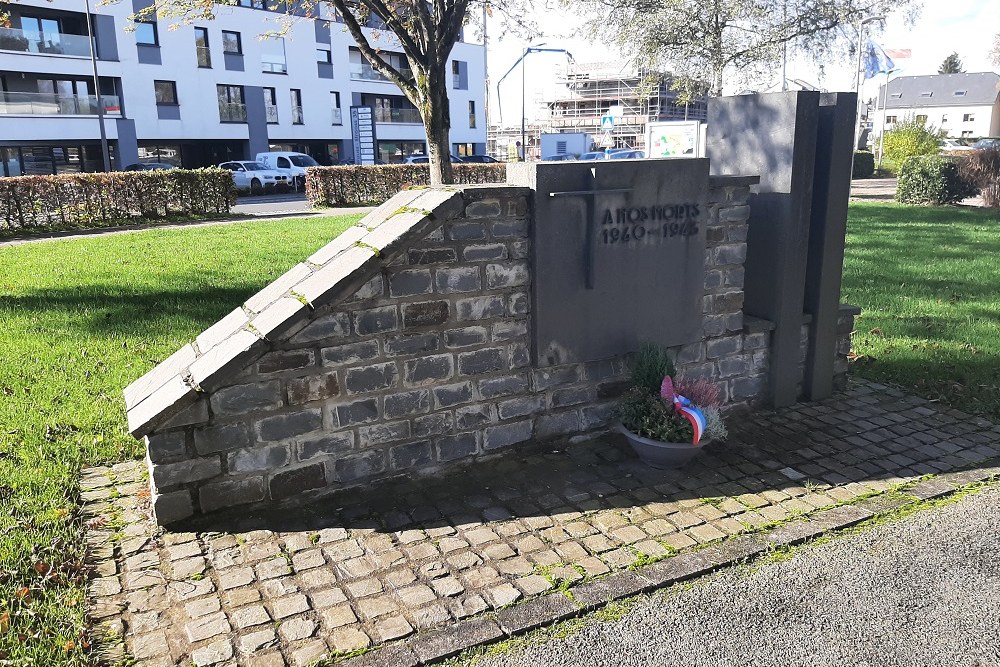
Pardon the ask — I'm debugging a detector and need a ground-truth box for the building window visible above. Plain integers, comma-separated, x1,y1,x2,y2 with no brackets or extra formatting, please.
154,80,177,105
941,114,949,125
361,94,421,124
263,87,278,123
377,141,426,164
222,30,242,55
194,27,211,67
454,143,474,157
885,115,897,124
468,100,476,128
915,114,928,125
349,47,411,81
331,91,342,125
452,61,462,89
963,113,975,122
261,37,287,73
317,48,331,64
290,88,303,124
134,21,158,46
961,130,974,137
217,84,246,122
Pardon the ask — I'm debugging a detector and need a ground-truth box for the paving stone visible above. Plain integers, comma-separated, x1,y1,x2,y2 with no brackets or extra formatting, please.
410,617,504,663
331,627,372,653
227,588,262,607
431,576,465,597
450,593,489,618
191,638,234,666
291,550,325,571
219,567,255,590
185,597,221,619
358,596,398,620
231,604,271,629
290,639,329,667
397,584,436,607
185,611,232,642
238,628,278,654
345,578,383,597
321,603,358,628
130,631,169,659
278,617,317,642
271,594,310,619
376,615,415,641
485,582,522,608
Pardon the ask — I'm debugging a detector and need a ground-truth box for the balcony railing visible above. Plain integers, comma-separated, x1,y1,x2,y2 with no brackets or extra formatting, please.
265,105,278,123
350,62,413,82
196,46,211,68
332,108,343,125
291,105,304,124
0,26,94,57
219,102,247,122
262,59,287,74
374,107,422,124
0,91,121,116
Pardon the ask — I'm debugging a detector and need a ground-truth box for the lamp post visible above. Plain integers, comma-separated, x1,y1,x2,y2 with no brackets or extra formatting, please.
496,44,574,161
85,0,111,172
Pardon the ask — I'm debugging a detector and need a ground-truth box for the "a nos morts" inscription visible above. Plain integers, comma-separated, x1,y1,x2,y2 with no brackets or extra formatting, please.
508,159,710,367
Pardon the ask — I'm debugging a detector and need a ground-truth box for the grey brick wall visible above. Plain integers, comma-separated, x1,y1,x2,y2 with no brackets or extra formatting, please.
139,182,854,525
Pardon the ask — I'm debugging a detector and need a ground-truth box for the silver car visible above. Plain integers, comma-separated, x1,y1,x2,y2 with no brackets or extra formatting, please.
219,161,288,192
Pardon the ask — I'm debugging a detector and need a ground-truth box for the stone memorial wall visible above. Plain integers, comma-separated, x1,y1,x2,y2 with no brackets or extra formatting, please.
125,163,855,526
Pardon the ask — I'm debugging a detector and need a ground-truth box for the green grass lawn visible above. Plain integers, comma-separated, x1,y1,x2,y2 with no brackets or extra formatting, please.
843,203,1000,420
0,214,360,665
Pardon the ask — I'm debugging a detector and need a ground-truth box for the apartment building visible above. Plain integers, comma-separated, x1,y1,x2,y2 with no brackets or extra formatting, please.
0,0,487,176
878,72,1000,139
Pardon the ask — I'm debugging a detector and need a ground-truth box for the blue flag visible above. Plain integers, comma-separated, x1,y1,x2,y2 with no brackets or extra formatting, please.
864,39,896,79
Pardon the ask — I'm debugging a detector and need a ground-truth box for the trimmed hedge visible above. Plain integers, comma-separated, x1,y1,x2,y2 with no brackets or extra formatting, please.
853,151,875,179
959,147,1000,207
0,168,236,237
896,155,978,205
306,163,506,207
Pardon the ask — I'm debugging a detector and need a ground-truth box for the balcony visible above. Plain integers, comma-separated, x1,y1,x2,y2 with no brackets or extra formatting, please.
291,106,304,124
0,91,121,116
350,62,413,83
219,102,247,122
265,105,278,123
262,59,287,74
0,26,94,58
374,107,421,124
332,108,343,125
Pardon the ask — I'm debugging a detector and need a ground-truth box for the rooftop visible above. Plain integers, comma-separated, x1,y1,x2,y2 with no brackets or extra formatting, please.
881,71,1000,109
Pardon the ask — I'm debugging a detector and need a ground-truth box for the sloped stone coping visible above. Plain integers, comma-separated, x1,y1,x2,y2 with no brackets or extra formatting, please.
124,189,473,438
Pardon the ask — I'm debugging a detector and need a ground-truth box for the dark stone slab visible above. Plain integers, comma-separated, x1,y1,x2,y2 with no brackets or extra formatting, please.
409,617,505,663
495,593,579,634
907,478,957,500
803,92,857,400
708,92,820,407
637,552,713,587
508,160,709,367
570,572,652,611
697,534,767,565
340,644,419,667
763,520,828,546
809,503,874,530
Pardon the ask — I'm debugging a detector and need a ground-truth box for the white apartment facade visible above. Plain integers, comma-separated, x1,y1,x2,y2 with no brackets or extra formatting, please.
879,72,1000,139
0,0,487,175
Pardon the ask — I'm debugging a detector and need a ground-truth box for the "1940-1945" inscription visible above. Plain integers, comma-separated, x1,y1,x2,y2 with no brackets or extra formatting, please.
599,203,701,245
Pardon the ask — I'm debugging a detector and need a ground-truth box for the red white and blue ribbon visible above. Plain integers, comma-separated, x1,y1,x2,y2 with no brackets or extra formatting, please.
660,377,707,445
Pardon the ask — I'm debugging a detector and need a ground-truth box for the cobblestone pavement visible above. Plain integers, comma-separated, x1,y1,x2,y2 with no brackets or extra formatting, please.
82,378,1000,666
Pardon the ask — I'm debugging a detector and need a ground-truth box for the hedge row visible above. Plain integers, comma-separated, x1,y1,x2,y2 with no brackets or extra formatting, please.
306,163,506,207
853,151,876,179
0,168,236,237
896,155,979,205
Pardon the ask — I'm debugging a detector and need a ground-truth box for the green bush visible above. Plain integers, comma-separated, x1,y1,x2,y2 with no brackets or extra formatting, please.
306,163,506,207
0,168,236,237
880,118,942,174
896,155,979,205
853,151,875,178
960,147,1000,207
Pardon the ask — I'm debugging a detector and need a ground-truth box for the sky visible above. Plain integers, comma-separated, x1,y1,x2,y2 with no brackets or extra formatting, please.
482,0,1000,127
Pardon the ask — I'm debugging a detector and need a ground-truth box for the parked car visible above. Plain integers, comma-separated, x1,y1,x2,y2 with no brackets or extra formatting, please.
403,154,465,164
938,139,969,153
218,161,288,192
971,138,1000,151
609,150,646,160
579,151,609,160
459,155,500,163
254,151,320,187
124,162,175,171
542,154,579,161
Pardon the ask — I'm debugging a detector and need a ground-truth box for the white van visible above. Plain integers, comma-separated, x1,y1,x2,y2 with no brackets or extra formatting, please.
254,152,320,188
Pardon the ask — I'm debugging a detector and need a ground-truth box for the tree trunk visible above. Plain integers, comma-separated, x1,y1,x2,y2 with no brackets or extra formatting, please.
422,65,454,187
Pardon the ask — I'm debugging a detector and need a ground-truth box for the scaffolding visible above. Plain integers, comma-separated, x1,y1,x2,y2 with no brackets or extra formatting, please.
547,62,708,150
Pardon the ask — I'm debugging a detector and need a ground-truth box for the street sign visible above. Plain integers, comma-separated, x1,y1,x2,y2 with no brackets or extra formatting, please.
600,115,614,130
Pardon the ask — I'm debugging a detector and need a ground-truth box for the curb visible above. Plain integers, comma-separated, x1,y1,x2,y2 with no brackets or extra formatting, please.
335,463,1000,666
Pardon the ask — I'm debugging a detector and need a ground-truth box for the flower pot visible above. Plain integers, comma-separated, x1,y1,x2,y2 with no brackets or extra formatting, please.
615,422,704,469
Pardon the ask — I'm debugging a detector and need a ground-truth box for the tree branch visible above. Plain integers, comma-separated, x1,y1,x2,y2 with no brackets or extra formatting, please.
329,0,420,99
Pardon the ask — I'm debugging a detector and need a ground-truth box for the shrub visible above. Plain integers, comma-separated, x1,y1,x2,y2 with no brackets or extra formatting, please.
880,117,942,174
853,151,875,178
960,147,1000,207
0,168,236,237
896,155,979,205
306,163,506,207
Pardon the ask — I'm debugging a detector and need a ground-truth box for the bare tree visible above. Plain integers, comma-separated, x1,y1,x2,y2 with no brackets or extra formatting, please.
570,0,921,97
991,32,1000,67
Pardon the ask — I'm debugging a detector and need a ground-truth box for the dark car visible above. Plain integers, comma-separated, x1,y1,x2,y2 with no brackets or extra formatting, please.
124,162,175,171
459,155,500,163
971,138,1000,150
543,154,579,161
609,150,645,160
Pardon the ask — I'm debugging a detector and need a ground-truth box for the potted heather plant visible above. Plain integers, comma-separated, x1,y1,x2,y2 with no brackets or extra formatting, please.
615,343,727,468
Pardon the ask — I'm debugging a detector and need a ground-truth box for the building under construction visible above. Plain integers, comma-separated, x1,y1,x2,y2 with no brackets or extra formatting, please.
547,62,708,151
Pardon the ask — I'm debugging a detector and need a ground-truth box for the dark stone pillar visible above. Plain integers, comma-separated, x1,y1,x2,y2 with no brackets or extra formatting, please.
707,91,820,407
803,92,857,399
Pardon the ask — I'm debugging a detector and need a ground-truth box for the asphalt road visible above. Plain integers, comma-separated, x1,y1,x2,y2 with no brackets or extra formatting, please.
468,486,1000,667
